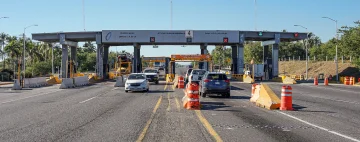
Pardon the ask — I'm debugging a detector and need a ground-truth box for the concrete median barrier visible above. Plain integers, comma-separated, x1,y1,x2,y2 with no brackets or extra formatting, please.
59,78,75,89
74,76,90,87
12,80,22,90
23,77,48,88
114,76,125,87
250,84,281,110
243,75,254,84
172,74,179,90
283,76,297,84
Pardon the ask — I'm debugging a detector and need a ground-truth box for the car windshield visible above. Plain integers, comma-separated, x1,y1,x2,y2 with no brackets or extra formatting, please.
144,70,157,73
206,74,228,80
128,74,146,80
192,70,206,75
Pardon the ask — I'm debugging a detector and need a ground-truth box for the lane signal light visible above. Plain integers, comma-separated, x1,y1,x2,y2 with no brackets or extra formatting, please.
150,37,155,42
259,31,263,36
223,37,228,43
294,33,299,38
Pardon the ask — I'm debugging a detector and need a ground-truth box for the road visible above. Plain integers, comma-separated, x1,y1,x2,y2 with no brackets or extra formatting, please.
0,74,359,141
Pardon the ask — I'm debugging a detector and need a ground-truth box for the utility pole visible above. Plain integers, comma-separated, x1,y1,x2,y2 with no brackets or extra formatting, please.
322,17,339,82
82,0,86,31
170,0,173,30
254,0,257,31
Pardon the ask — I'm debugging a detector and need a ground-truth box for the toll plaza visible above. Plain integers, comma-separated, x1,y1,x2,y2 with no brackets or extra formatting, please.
32,30,307,80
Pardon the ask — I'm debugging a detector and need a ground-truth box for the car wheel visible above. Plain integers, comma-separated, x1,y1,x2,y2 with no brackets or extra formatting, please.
225,93,230,98
125,90,128,93
155,81,159,84
201,92,207,98
146,88,149,92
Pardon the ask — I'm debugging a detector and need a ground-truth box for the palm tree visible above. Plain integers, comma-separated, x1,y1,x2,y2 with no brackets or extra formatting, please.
0,32,8,69
4,36,22,66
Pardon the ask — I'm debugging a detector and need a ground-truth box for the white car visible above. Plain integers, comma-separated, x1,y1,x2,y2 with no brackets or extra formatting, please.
189,69,207,83
143,68,160,84
125,73,149,92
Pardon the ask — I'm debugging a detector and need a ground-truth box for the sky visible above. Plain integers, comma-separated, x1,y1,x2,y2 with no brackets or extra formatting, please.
1,0,359,58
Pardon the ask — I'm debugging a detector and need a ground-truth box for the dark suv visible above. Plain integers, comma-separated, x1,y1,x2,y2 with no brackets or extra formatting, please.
199,72,230,98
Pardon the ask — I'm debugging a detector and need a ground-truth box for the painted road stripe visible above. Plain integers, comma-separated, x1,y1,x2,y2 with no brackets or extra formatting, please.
277,111,360,142
0,90,61,104
195,110,223,142
136,96,162,142
79,96,97,104
167,93,171,111
174,95,181,111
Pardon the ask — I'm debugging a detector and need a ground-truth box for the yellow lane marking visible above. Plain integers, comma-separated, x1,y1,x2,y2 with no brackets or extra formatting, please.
195,110,223,142
174,95,181,111
164,81,168,90
167,93,171,111
136,96,163,142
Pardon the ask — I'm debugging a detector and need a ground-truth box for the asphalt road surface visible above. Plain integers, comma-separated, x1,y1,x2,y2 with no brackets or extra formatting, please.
0,76,359,141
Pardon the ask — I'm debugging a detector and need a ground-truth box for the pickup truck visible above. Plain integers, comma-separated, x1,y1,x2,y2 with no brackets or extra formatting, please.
143,68,160,84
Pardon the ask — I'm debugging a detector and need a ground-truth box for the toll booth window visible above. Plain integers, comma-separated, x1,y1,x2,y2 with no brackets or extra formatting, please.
207,74,227,80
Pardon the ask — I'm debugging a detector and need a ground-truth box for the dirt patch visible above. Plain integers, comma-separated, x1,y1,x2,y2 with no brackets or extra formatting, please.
279,61,360,78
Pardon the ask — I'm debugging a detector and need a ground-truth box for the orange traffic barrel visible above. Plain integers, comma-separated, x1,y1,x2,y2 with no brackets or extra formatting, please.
344,76,350,85
178,76,185,89
280,86,293,111
314,77,318,86
183,82,200,110
251,83,257,97
324,77,329,86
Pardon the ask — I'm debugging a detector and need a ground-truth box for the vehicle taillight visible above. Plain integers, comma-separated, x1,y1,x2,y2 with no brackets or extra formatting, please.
225,79,230,83
204,79,210,82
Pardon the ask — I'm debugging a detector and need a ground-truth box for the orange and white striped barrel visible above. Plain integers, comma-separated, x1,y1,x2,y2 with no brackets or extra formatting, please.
251,83,258,97
344,76,350,85
280,86,293,111
314,77,318,86
349,77,354,85
178,76,185,88
324,77,329,86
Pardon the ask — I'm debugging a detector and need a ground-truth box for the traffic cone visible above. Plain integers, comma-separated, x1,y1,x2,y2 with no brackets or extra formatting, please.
324,77,328,86
314,77,318,86
280,86,293,111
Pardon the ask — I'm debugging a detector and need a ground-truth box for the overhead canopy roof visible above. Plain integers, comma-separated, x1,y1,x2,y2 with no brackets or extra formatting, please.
32,30,307,46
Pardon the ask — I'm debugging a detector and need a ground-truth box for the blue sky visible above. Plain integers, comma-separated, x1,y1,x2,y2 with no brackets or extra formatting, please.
0,0,359,57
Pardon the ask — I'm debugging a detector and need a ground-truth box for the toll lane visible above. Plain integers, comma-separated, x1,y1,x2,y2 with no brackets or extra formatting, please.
231,82,360,142
0,82,165,142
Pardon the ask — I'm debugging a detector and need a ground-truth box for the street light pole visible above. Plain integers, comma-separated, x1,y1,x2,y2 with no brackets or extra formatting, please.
254,0,257,31
322,17,339,82
0,17,9,69
23,24,38,87
52,43,54,75
294,25,309,80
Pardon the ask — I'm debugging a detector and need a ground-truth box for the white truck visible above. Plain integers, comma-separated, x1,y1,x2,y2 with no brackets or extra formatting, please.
245,64,264,80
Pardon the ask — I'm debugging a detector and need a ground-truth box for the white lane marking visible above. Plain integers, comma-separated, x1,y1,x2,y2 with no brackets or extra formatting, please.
301,84,359,94
306,95,360,105
79,96,97,104
0,90,61,104
277,111,360,142
79,87,118,104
